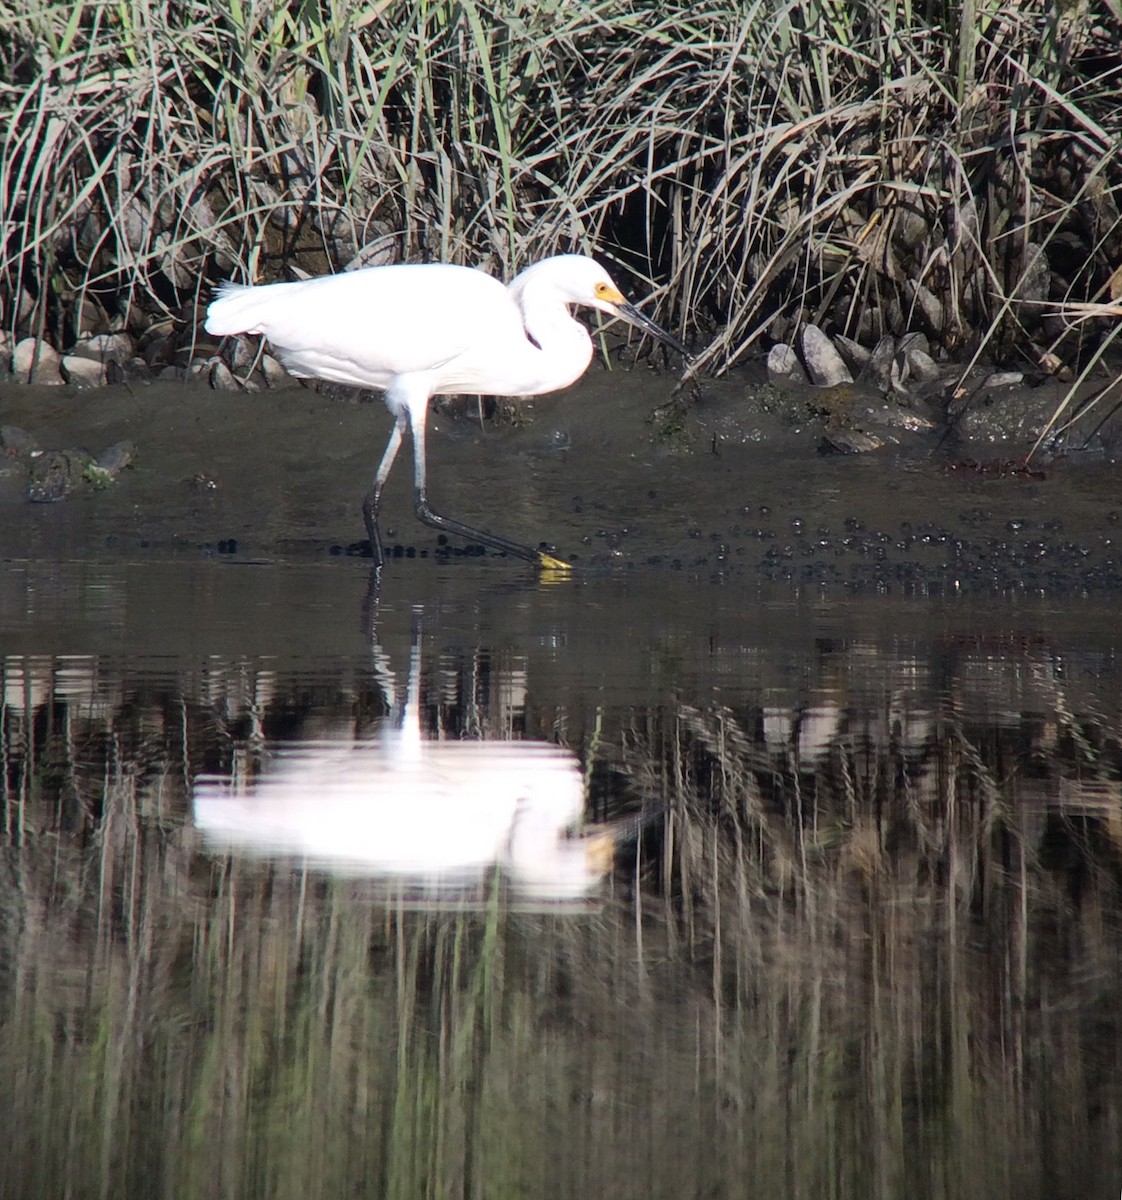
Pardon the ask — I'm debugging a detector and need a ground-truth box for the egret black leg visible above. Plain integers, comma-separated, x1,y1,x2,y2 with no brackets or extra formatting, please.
363,412,407,567
409,398,570,569
413,488,565,565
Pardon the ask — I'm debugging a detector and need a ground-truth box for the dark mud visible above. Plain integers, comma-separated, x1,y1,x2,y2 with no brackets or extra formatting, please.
1,368,1120,593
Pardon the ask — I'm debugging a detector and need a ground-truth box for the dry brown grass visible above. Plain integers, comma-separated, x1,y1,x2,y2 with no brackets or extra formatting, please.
2,0,1120,385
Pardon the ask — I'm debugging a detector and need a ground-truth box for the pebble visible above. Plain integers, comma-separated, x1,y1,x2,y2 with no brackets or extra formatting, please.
136,325,176,365
897,333,945,379
907,281,944,333
897,332,931,358
911,350,943,384
345,235,399,271
1016,243,1050,302
92,440,137,479
230,336,260,373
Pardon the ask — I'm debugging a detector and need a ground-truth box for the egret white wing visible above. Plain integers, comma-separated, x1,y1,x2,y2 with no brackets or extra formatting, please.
205,264,527,388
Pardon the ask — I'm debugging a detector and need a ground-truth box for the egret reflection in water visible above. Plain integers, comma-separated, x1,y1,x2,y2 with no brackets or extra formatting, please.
192,612,614,899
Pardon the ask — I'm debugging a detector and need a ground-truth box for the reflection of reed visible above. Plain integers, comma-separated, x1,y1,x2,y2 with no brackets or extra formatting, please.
606,670,1122,1196
2,631,1122,1197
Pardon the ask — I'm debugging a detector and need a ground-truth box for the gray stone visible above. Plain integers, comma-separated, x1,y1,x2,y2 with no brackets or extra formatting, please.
69,332,135,363
261,354,292,388
210,360,241,391
154,231,193,288
121,193,153,255
853,307,879,344
897,332,930,358
820,429,885,455
833,335,870,374
125,357,153,381
72,295,110,339
10,286,37,326
892,205,929,251
984,371,1025,390
61,355,107,387
250,178,299,231
907,281,944,332
13,338,63,385
800,325,853,387
766,313,794,344
902,345,941,383
345,234,399,272
954,196,980,247
912,352,942,383
954,384,1052,442
1016,243,1050,303
137,331,175,367
766,343,806,383
230,335,260,374
861,336,897,386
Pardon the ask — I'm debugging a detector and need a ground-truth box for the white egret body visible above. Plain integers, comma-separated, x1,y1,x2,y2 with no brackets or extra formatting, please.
204,254,687,568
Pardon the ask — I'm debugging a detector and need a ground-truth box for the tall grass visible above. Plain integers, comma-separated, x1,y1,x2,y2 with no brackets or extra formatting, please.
1,0,1120,374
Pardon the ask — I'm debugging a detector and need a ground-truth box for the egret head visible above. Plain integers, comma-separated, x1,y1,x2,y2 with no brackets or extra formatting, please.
516,255,690,359
587,263,690,358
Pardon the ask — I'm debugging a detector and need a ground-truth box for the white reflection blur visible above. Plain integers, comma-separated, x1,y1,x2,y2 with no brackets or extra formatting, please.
192,612,613,900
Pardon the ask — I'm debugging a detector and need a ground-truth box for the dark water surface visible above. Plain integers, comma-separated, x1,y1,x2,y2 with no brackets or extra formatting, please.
2,556,1121,1200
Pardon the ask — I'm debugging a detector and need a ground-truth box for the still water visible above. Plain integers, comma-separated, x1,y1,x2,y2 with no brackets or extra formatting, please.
2,558,1120,1199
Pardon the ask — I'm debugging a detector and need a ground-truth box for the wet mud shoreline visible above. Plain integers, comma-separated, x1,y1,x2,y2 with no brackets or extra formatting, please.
1,368,1120,595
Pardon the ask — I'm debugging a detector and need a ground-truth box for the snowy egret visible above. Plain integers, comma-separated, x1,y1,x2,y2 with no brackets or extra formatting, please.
204,254,687,568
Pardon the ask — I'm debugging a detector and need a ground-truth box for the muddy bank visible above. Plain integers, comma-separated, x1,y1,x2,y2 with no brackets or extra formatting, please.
1,368,1120,594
